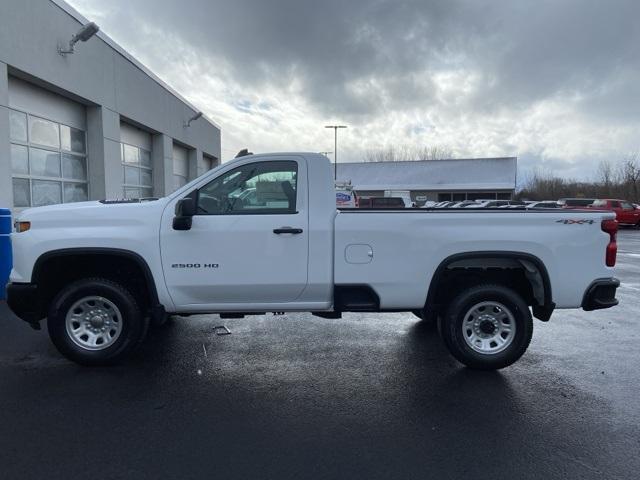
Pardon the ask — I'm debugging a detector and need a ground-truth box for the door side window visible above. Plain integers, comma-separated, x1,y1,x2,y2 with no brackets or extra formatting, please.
196,161,298,215
621,201,633,210
610,201,620,208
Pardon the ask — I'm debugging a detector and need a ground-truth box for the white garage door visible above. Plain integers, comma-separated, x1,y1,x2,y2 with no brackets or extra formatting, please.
120,122,153,199
173,144,189,191
8,76,88,208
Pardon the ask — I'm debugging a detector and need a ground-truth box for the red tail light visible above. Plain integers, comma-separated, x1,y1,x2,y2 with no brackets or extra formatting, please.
601,219,618,267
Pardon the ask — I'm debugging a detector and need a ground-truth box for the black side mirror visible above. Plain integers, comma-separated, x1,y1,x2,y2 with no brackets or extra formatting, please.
175,197,196,216
173,198,196,230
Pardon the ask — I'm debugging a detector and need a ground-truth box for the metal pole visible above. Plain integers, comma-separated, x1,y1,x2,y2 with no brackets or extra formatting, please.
334,127,338,180
325,125,347,182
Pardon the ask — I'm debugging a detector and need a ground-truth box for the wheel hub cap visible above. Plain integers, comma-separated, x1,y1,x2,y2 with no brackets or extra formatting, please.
478,317,497,335
65,296,123,351
462,301,516,355
89,315,105,329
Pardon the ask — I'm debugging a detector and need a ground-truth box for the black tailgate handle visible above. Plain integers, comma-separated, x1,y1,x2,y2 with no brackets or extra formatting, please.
273,227,303,234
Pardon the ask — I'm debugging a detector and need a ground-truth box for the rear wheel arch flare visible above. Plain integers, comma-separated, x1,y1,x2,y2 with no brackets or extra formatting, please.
425,251,553,309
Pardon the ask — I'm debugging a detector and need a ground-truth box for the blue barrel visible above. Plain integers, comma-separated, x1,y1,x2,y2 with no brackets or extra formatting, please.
0,208,12,300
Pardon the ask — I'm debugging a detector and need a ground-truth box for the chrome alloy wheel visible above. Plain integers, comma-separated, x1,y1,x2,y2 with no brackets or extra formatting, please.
65,296,123,351
462,301,516,355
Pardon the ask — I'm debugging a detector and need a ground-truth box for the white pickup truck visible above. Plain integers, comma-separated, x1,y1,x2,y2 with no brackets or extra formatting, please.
7,153,620,369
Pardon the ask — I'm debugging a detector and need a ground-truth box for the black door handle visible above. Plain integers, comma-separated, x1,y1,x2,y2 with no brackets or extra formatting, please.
273,227,303,234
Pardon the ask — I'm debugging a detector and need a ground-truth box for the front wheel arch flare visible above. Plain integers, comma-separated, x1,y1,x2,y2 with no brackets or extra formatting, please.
31,248,160,317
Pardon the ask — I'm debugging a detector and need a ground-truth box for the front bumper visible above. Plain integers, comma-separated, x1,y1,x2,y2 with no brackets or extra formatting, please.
6,282,43,328
582,278,620,311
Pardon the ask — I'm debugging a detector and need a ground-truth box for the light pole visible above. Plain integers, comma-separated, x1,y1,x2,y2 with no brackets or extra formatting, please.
325,125,347,180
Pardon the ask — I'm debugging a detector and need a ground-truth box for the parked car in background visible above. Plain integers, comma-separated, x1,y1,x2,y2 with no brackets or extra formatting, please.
526,201,561,209
450,200,479,208
558,198,595,208
385,191,416,208
433,201,456,208
399,195,416,208
358,197,407,208
497,201,526,208
467,200,511,208
589,199,640,227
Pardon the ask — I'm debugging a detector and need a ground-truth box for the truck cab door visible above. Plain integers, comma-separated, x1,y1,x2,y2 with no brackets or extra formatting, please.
160,157,309,310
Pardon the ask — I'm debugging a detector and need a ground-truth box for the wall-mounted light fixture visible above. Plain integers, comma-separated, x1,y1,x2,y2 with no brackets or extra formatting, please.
58,22,100,56
184,111,203,128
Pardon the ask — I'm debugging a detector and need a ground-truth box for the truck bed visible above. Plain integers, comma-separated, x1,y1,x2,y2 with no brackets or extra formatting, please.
334,208,613,309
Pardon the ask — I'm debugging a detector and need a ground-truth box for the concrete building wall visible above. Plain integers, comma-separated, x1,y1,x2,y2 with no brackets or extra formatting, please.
0,0,221,209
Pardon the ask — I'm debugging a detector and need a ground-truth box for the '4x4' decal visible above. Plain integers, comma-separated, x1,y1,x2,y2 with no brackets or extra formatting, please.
556,219,595,225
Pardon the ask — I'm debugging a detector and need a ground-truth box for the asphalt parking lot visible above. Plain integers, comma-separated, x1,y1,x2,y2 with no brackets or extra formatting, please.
1,231,639,480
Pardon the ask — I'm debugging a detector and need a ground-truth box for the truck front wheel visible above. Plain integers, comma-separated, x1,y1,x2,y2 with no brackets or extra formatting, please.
47,278,148,366
439,284,533,370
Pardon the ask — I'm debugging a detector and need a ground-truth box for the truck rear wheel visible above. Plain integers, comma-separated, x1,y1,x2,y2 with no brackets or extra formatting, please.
439,284,533,370
47,278,148,366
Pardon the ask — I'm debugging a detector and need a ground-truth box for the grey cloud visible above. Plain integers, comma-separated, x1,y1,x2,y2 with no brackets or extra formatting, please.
69,0,640,175
475,1,640,114
85,0,491,117
154,0,636,123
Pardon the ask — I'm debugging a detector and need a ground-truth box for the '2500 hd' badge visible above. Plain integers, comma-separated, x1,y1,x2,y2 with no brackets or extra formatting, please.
171,263,219,268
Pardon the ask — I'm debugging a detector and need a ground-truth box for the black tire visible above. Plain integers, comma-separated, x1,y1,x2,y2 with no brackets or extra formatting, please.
439,284,533,370
47,278,148,366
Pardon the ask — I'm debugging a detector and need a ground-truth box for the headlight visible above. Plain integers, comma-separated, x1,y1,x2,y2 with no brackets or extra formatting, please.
14,221,31,233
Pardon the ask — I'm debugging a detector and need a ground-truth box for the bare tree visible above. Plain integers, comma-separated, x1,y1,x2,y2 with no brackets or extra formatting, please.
597,159,614,197
518,151,640,202
622,152,640,201
418,145,454,161
363,145,453,162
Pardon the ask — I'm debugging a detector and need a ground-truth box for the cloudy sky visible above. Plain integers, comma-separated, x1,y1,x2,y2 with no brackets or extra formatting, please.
67,0,639,182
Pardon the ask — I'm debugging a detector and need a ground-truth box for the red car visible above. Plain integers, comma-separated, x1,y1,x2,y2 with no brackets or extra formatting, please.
590,199,640,226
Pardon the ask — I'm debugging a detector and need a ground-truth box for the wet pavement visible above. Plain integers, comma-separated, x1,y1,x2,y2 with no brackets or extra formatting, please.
1,231,639,479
